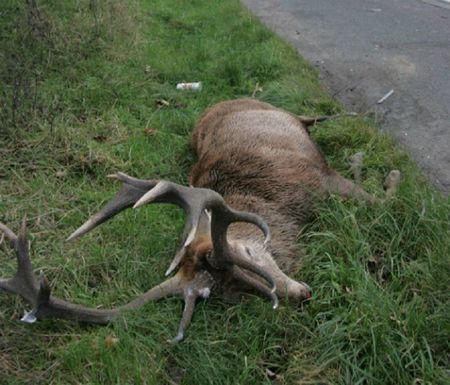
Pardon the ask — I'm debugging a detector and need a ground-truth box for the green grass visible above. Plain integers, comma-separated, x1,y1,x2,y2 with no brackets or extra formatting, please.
0,1,449,384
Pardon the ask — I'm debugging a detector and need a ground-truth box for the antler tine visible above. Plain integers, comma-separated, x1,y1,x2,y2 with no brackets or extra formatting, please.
163,215,199,277
0,222,18,245
0,222,18,290
225,207,271,244
171,294,197,343
171,270,214,343
16,217,36,281
0,218,40,305
232,266,278,309
108,172,158,190
20,271,52,324
67,173,158,241
164,208,211,277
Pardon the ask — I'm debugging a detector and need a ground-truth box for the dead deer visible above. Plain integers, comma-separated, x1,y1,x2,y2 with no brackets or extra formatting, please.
0,99,401,342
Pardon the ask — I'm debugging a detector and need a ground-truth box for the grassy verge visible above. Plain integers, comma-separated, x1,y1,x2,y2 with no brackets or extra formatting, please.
0,0,449,384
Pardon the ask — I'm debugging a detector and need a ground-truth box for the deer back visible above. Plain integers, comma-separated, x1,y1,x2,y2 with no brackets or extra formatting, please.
193,100,330,216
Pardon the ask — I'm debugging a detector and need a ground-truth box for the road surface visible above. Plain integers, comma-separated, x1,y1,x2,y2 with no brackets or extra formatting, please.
243,0,450,193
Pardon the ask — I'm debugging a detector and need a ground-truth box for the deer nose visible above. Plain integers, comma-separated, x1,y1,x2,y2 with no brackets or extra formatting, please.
300,281,312,300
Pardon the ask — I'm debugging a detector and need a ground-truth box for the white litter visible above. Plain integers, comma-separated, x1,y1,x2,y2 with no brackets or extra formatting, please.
21,310,37,324
377,89,394,104
176,82,202,91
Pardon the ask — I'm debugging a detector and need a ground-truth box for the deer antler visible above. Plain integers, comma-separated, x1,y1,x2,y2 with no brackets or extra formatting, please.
68,172,274,293
132,176,273,289
62,172,280,338
0,220,214,341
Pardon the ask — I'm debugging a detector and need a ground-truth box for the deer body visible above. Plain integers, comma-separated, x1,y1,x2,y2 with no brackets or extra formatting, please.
188,99,331,300
0,99,400,341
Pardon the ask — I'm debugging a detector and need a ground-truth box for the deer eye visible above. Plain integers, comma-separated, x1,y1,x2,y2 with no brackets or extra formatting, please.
245,247,252,257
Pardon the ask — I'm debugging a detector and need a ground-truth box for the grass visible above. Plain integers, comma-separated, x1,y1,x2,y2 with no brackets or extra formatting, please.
0,0,449,384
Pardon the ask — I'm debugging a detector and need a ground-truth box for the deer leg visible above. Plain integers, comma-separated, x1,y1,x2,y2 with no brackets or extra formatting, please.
325,150,401,202
326,171,377,203
349,152,364,184
325,169,401,203
383,170,401,197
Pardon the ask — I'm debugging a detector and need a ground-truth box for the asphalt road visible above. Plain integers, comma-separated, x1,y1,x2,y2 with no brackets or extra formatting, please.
242,0,450,193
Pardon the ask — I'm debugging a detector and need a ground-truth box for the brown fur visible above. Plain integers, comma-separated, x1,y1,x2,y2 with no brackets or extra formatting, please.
190,99,340,273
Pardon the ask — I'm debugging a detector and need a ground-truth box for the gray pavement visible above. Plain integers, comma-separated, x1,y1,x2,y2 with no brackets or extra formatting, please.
242,0,450,193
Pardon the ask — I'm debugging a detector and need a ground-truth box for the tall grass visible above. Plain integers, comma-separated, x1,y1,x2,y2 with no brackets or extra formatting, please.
0,1,448,384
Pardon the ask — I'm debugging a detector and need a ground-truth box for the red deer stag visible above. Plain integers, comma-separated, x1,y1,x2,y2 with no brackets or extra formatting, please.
0,99,400,342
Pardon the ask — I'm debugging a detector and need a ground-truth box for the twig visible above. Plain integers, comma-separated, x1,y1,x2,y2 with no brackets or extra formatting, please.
251,82,263,98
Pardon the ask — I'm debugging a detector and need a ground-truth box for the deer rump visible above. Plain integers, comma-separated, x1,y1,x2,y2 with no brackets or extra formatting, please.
0,99,400,342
